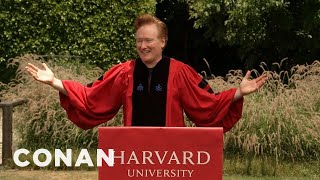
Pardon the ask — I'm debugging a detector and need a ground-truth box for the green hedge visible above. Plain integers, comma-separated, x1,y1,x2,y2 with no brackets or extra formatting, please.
0,0,156,82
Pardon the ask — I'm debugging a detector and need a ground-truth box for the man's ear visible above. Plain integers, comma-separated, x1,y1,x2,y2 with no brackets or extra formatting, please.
161,37,166,49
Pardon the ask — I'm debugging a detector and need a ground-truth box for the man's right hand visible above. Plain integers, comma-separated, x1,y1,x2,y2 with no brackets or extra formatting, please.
25,63,55,85
25,63,68,95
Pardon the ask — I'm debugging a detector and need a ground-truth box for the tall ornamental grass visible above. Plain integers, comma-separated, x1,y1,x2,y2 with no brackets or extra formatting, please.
0,54,123,151
220,60,320,162
207,61,319,175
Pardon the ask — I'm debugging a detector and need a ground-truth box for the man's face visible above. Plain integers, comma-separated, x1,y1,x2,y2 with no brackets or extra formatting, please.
136,23,165,67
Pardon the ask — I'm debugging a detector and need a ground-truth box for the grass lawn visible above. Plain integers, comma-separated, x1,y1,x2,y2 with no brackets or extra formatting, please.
0,169,318,180
0,156,318,180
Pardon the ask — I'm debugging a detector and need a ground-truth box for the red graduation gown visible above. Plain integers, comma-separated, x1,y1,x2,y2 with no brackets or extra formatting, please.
59,58,244,132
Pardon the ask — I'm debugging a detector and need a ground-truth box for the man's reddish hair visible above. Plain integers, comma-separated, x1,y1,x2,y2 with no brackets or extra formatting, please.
134,14,168,44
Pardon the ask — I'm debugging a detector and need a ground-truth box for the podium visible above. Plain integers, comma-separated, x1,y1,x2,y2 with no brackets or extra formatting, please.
98,127,223,180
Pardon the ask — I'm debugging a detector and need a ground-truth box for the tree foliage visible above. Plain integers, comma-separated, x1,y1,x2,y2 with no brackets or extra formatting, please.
187,0,320,68
0,0,156,69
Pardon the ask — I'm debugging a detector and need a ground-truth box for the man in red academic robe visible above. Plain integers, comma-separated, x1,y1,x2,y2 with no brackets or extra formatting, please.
26,14,267,132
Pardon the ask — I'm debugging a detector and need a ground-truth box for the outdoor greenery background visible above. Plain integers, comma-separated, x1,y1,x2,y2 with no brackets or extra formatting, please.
0,0,319,177
1,55,319,177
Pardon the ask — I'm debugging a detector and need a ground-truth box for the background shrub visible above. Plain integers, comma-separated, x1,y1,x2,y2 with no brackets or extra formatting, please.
0,0,156,83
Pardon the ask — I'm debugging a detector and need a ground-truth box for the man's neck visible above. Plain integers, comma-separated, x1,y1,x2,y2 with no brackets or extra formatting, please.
144,56,162,68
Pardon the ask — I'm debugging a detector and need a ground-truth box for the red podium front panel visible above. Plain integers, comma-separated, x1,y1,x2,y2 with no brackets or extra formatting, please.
98,127,223,180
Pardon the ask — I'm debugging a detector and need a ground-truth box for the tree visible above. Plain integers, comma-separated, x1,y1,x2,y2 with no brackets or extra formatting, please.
187,0,320,69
